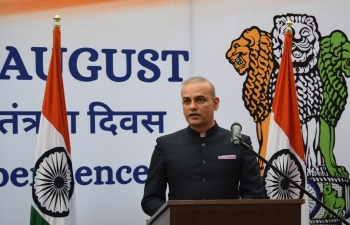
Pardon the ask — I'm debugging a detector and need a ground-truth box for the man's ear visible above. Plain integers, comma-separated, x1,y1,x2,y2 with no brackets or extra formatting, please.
214,97,220,111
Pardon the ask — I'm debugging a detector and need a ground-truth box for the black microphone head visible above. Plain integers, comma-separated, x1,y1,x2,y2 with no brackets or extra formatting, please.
231,122,242,131
231,122,242,145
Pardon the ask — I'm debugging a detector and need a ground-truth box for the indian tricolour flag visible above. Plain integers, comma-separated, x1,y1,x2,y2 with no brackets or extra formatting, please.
30,14,76,225
263,29,309,224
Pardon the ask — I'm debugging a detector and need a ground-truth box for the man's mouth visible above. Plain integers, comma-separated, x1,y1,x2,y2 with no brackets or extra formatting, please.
189,113,200,117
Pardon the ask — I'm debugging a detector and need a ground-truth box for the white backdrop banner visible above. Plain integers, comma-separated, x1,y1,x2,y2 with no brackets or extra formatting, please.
1,0,350,224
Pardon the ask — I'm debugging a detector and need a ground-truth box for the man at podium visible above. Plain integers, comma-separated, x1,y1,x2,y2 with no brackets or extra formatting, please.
141,77,264,216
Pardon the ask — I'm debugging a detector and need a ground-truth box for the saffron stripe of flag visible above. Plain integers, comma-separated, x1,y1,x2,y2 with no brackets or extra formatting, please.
271,33,304,160
41,27,71,154
30,21,76,225
264,31,309,225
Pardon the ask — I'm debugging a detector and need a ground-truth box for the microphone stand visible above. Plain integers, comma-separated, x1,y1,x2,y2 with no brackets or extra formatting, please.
238,139,350,225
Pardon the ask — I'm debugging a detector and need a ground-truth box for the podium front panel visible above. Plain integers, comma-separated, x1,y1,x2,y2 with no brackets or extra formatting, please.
146,199,304,225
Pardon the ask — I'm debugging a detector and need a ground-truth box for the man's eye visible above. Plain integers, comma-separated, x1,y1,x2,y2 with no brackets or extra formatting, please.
183,100,190,104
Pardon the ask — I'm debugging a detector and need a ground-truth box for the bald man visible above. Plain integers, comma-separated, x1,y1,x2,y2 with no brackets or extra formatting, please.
141,76,264,216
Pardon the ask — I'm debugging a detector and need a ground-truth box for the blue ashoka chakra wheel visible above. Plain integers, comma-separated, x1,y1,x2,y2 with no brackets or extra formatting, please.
263,149,305,199
307,179,321,217
32,147,74,217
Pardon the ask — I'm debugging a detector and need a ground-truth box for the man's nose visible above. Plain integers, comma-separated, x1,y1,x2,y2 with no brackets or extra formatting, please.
189,101,197,110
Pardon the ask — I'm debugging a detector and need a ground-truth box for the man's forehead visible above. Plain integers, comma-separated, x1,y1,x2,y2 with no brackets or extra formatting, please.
182,82,210,92
181,86,211,98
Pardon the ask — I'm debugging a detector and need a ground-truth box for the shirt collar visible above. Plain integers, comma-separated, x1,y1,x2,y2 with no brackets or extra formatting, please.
186,122,219,137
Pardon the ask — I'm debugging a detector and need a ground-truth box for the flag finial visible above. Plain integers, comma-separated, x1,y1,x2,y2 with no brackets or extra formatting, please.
285,18,293,33
53,13,61,28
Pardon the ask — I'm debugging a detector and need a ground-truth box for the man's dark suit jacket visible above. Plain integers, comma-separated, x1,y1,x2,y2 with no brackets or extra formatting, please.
141,123,264,216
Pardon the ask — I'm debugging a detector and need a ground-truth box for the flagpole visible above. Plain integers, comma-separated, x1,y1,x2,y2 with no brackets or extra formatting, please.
30,13,76,225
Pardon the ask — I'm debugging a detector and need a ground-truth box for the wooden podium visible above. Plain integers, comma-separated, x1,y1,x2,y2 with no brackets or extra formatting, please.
146,199,304,225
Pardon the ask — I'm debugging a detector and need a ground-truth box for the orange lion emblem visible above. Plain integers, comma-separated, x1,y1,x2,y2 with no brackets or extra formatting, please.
226,26,274,173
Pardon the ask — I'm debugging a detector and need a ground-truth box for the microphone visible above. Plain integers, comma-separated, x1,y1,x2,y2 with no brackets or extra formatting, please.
230,122,242,145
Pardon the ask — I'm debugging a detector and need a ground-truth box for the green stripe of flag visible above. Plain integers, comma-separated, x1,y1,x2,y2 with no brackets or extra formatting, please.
30,206,50,225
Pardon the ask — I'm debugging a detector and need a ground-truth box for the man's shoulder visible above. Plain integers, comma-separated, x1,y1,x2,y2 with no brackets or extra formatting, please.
156,126,251,141
218,126,231,135
157,127,188,141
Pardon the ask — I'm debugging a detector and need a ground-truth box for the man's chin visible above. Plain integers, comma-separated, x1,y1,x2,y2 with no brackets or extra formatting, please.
187,119,201,126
